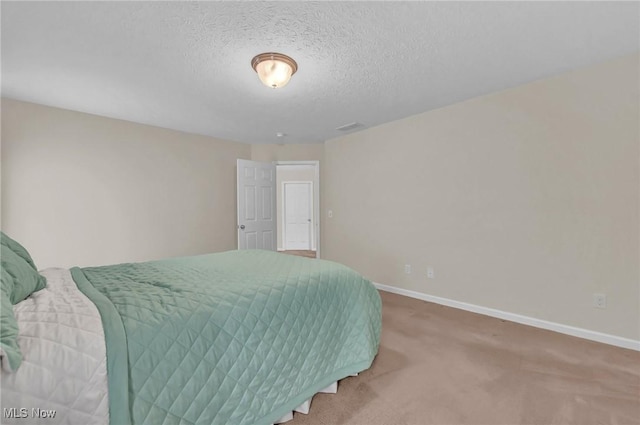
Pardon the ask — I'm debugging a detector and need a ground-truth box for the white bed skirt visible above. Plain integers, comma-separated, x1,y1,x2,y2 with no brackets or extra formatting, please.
272,374,358,424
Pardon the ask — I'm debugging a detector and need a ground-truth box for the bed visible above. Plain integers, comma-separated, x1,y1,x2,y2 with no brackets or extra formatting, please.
0,232,382,425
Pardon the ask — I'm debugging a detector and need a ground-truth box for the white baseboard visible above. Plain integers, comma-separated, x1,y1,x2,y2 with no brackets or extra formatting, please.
373,282,640,352
277,248,285,252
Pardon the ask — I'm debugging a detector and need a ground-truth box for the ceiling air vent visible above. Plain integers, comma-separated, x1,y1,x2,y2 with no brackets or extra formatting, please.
336,122,363,132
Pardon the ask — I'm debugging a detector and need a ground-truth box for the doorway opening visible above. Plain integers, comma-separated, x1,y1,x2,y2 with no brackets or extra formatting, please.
276,161,319,259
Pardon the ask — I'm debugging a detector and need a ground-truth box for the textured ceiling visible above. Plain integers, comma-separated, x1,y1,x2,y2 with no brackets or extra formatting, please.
2,2,638,144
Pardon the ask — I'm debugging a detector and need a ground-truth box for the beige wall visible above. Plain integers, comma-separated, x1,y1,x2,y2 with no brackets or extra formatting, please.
322,54,640,340
1,99,251,268
251,143,323,162
276,166,317,250
2,55,637,341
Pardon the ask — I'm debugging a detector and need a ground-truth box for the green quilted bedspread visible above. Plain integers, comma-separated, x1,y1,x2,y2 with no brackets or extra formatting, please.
71,250,381,425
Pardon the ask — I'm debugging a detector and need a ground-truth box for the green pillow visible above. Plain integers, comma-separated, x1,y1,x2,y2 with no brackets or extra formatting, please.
1,231,37,271
0,270,22,372
1,245,46,304
0,234,47,372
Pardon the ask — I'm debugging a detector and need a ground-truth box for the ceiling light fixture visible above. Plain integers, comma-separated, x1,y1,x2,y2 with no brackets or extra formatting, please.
251,52,298,89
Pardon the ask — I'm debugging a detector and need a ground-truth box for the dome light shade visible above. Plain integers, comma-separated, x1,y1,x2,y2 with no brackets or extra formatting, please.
251,52,298,89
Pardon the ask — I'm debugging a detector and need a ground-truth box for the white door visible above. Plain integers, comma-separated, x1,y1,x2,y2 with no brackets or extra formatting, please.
284,182,312,250
237,159,276,250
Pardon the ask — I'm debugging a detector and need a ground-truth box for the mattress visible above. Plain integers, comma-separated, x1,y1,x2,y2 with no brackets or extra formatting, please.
1,250,381,425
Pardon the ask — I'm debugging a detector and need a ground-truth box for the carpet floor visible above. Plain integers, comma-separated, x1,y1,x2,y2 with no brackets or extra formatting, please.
281,250,317,259
291,291,640,425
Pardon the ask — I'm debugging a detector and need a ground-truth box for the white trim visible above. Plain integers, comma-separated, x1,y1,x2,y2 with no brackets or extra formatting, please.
373,282,640,351
275,164,314,172
282,181,313,251
275,161,320,258
276,161,319,166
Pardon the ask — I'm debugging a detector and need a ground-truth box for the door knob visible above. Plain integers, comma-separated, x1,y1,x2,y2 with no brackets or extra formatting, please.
239,225,245,230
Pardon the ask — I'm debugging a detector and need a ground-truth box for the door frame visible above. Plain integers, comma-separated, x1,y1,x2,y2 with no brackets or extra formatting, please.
282,181,314,251
275,161,320,258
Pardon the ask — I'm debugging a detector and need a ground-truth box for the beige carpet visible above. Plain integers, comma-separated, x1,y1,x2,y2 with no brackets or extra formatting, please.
292,291,640,425
280,250,317,259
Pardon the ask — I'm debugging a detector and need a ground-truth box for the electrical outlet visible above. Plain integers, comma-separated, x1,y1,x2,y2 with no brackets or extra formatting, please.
593,293,607,309
404,264,412,275
427,266,435,279
327,210,333,218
